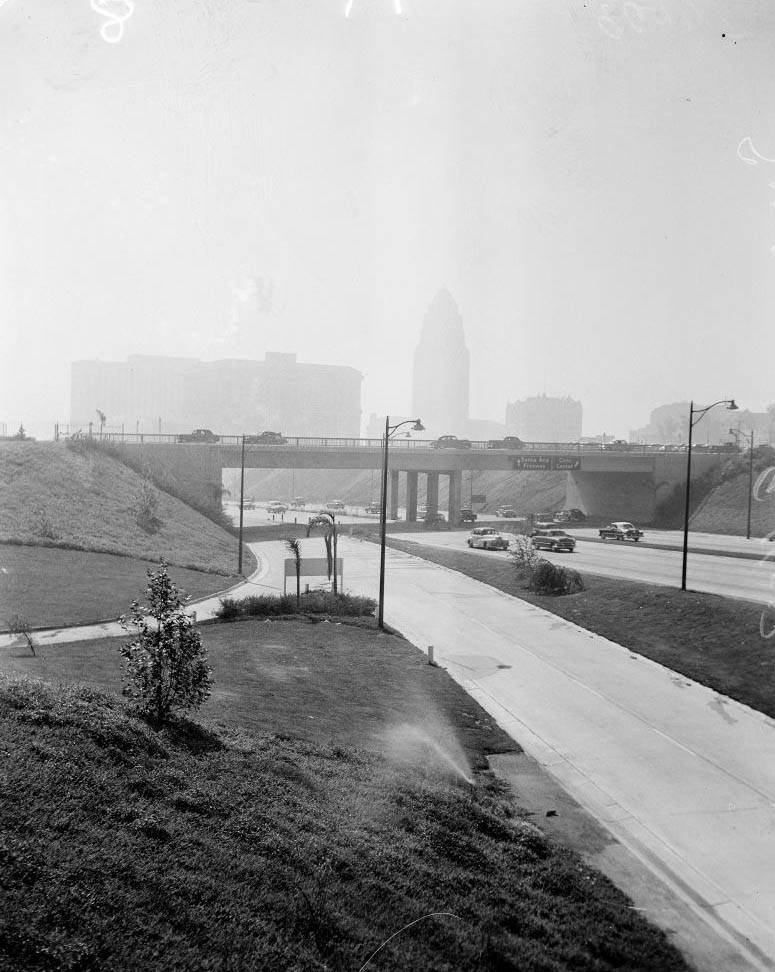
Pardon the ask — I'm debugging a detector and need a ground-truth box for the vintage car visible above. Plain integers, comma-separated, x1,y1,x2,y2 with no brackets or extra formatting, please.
459,508,477,523
245,431,287,445
267,500,287,515
177,428,219,443
467,527,509,551
530,529,577,552
365,502,382,514
325,500,346,512
422,511,447,524
430,435,472,449
486,436,524,450
495,506,517,518
598,521,644,541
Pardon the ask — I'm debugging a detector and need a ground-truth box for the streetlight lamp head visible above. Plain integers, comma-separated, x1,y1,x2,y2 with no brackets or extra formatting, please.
412,420,425,432
727,400,739,411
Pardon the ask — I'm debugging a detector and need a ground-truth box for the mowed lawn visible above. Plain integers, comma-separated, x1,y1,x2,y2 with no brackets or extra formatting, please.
1,617,516,766
0,545,238,631
384,537,775,720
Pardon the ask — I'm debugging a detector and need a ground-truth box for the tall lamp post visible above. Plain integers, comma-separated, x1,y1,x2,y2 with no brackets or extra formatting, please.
238,434,246,574
729,426,754,540
378,416,424,630
681,399,737,591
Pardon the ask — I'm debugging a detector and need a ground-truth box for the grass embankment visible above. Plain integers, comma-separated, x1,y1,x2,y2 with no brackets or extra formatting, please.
385,538,775,720
0,628,690,970
0,547,240,631
0,441,246,575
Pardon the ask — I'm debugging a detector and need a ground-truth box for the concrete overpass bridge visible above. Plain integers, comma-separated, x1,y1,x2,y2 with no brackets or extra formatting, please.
103,434,729,524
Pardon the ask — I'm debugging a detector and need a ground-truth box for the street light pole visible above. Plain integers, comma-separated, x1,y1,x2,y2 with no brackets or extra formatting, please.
681,399,737,591
238,434,246,574
378,415,424,630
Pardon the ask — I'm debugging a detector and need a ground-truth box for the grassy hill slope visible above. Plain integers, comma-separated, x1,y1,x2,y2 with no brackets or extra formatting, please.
0,442,240,575
690,471,775,537
0,671,689,972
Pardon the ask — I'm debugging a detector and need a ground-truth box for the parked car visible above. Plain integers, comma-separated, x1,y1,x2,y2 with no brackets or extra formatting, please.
245,430,287,445
326,500,346,512
178,429,219,443
267,501,287,514
365,502,382,514
486,436,524,450
292,496,306,508
459,509,477,523
467,527,509,551
530,529,576,552
431,435,472,449
598,521,644,541
495,506,517,518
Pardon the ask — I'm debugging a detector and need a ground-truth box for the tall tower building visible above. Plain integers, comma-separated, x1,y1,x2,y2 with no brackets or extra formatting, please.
412,289,470,435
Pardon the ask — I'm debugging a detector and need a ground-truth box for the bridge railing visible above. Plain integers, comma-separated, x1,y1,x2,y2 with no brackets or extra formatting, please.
56,431,734,455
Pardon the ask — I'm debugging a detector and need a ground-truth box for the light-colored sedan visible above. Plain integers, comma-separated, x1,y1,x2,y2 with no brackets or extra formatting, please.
467,527,510,551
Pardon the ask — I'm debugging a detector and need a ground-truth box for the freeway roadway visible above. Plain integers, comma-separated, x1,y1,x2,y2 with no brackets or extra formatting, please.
396,530,775,605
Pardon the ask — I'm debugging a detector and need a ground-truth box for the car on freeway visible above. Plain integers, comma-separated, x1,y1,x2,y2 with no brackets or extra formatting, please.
325,500,346,512
267,501,287,515
245,430,287,445
430,435,472,449
243,500,255,510
292,497,306,508
495,506,517,518
530,529,577,552
486,436,524,450
178,429,219,443
459,508,477,523
534,511,558,527
422,511,446,524
467,527,510,551
554,509,587,523
365,502,382,515
598,521,644,541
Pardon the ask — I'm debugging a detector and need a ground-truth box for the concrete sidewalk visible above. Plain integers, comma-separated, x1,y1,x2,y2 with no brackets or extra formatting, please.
319,536,775,971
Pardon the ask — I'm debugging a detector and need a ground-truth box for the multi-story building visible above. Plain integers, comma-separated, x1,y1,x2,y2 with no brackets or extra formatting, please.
630,402,775,446
505,394,582,442
411,289,470,437
70,353,362,437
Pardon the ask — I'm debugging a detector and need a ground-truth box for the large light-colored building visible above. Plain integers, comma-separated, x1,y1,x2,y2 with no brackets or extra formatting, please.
505,394,582,442
411,289,470,437
630,402,775,446
70,353,362,437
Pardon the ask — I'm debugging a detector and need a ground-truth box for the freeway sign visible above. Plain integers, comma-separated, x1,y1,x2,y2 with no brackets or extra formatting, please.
512,456,582,471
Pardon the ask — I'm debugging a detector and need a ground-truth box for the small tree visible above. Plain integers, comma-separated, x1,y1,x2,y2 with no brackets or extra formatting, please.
119,560,213,723
285,537,303,607
8,614,35,656
307,514,338,594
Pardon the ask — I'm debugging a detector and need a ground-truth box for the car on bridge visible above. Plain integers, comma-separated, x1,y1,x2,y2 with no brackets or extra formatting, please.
431,435,472,449
486,436,524,450
467,527,509,551
178,429,219,443
599,521,644,541
530,529,576,552
245,431,287,445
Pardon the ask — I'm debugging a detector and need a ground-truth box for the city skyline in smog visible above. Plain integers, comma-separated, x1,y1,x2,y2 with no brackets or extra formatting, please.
1,0,773,440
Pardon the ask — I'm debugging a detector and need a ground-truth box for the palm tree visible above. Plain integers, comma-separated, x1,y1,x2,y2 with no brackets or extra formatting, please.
96,409,106,435
306,513,338,594
285,537,303,607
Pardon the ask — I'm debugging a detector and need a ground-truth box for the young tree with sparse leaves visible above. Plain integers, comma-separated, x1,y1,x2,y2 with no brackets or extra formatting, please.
285,536,303,607
119,560,213,723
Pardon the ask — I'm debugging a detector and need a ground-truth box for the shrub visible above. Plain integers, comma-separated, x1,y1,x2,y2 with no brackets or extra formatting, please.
525,559,584,596
119,560,213,723
215,592,376,621
28,507,58,540
135,474,162,533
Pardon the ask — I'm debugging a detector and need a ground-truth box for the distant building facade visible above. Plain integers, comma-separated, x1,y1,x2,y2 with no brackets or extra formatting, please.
70,353,362,437
630,402,775,446
411,289,470,437
505,394,582,442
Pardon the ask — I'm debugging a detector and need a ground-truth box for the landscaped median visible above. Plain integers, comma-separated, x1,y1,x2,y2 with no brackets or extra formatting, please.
382,536,775,721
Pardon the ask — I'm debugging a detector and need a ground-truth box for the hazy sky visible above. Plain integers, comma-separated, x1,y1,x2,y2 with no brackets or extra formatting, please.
1,0,773,439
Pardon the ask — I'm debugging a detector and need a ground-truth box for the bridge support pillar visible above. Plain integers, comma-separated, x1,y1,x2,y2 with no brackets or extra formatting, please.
389,469,400,520
406,471,418,522
426,472,439,516
566,471,656,522
447,470,462,525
